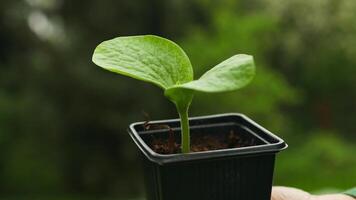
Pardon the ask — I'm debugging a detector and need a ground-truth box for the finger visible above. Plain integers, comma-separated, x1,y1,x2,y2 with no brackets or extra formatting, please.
315,194,355,200
271,186,313,200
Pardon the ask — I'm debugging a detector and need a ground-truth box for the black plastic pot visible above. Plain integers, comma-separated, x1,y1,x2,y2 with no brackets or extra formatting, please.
129,113,287,200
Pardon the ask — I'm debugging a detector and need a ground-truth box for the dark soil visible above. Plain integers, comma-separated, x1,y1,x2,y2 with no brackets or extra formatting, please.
149,130,256,154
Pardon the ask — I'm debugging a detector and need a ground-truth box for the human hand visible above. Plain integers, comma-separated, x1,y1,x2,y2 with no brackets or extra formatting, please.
271,186,355,200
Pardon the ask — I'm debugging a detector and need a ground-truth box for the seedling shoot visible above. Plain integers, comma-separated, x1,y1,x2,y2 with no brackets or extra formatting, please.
92,35,255,153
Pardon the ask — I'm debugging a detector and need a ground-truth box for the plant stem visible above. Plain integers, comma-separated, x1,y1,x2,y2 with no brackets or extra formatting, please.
177,105,190,153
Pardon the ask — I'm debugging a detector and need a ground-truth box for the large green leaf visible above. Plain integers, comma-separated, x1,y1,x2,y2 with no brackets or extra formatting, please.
92,35,193,89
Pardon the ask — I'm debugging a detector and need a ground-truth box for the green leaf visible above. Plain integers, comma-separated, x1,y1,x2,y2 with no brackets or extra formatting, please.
165,54,255,94
92,35,193,90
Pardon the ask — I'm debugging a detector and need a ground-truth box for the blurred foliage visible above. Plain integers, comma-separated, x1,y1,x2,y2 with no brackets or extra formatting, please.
276,130,356,191
263,0,356,135
0,0,355,199
181,10,300,132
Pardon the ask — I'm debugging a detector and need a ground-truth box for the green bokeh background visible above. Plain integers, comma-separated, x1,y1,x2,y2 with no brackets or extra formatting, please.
0,0,355,199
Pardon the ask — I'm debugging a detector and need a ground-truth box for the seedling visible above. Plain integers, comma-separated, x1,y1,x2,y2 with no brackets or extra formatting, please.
92,35,255,153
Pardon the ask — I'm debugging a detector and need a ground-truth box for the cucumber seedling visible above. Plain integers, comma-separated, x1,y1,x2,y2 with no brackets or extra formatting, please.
92,35,255,153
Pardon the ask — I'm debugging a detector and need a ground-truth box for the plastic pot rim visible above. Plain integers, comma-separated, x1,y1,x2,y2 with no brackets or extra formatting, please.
128,113,287,165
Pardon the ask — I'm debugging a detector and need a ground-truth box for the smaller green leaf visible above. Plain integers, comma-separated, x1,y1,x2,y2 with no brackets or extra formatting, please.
166,54,255,94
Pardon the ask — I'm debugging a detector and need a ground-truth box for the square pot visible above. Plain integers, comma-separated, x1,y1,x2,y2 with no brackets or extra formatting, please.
128,113,287,200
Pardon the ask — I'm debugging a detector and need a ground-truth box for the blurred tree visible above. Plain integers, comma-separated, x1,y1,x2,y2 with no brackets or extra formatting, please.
263,0,356,137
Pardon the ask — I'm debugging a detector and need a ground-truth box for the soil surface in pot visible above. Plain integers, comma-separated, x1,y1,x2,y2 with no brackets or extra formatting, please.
149,130,257,154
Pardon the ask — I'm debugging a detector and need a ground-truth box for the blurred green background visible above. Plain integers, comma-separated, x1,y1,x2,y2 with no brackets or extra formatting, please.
0,0,355,199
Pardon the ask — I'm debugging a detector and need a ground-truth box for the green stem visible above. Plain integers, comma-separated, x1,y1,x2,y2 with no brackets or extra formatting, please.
177,105,190,153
